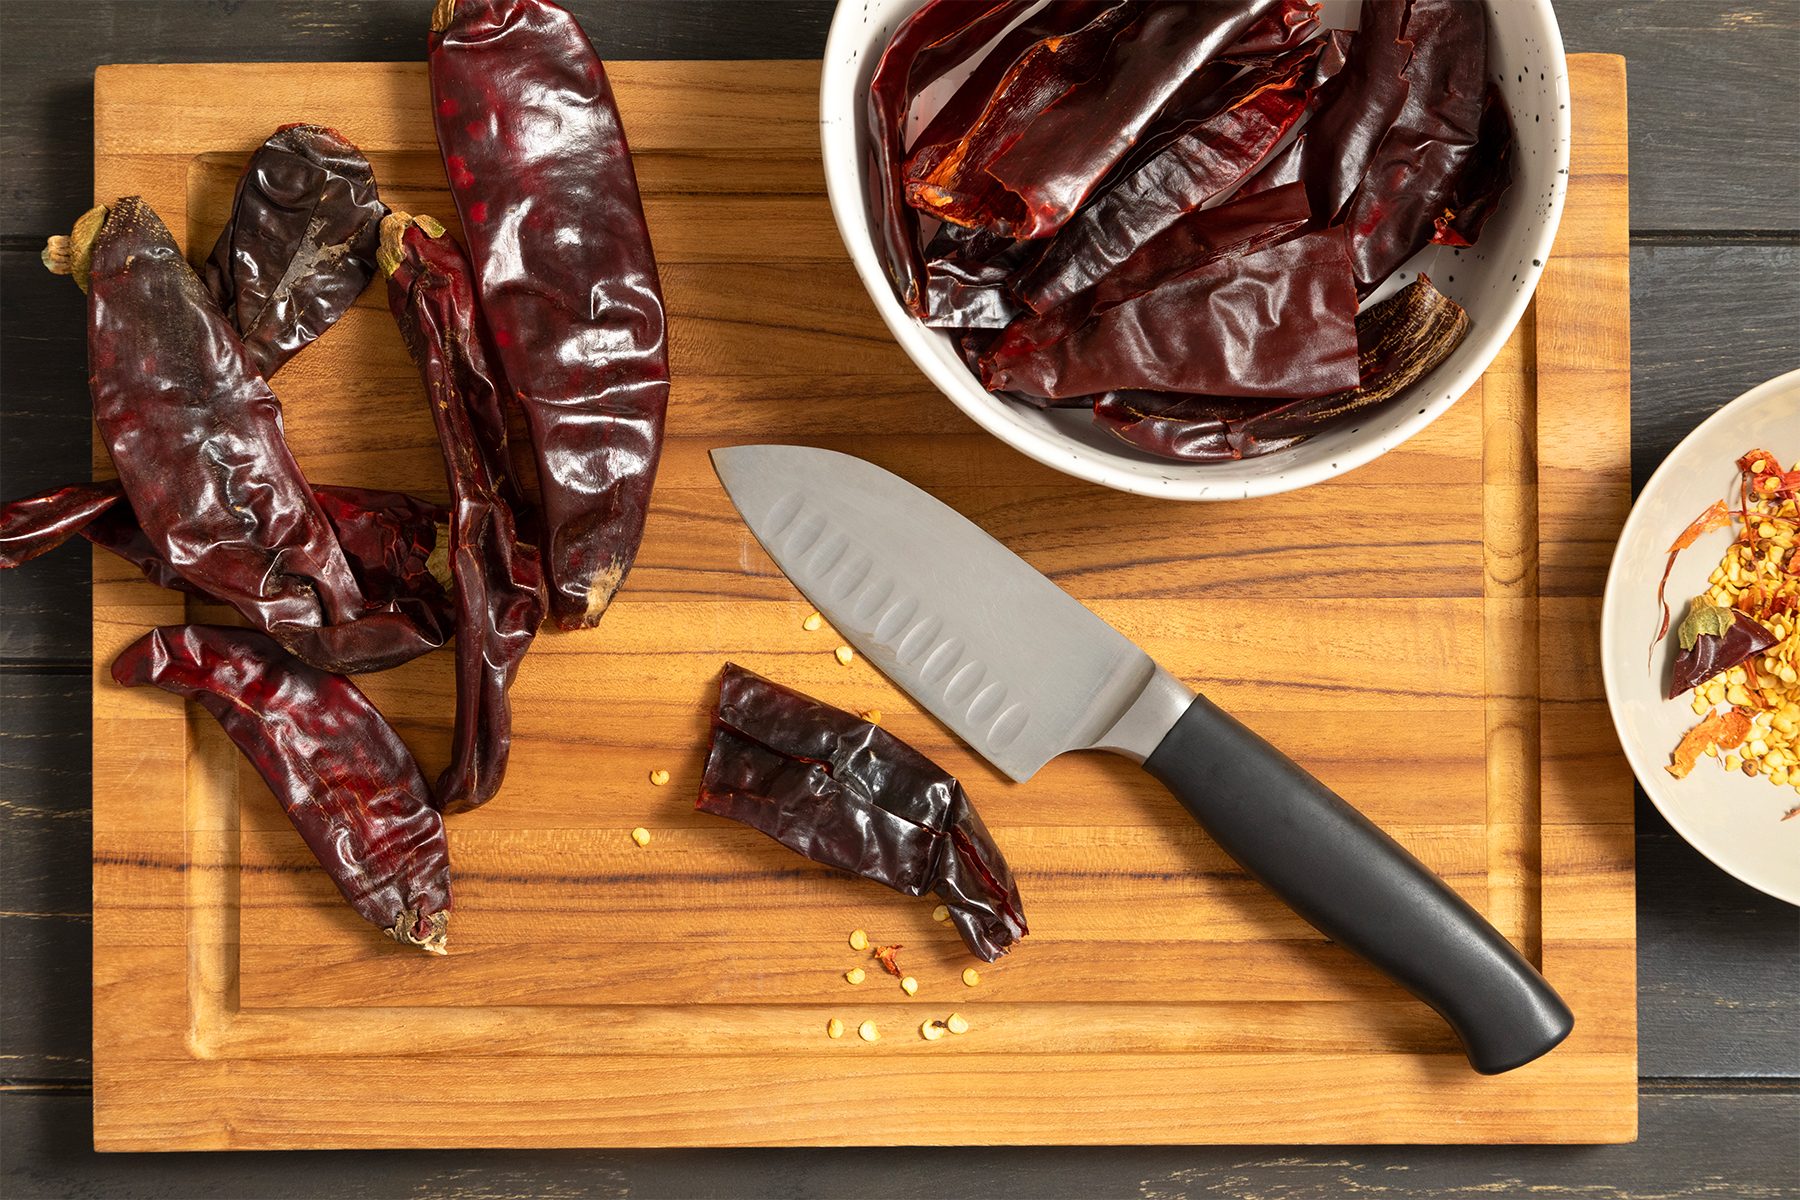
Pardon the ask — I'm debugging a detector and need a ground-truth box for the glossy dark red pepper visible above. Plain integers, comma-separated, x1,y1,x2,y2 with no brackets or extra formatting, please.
383,212,547,813
430,0,670,631
698,663,1027,961
982,227,1361,402
1293,0,1413,225
113,625,453,952
46,198,445,674
1667,605,1779,699
201,123,385,379
1431,83,1516,248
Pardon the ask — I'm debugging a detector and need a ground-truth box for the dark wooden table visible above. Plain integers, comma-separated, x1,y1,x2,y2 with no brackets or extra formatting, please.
3,2,1796,1195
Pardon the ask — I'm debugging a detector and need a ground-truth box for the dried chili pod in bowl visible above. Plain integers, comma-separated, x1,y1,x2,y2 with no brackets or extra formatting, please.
1666,601,1779,699
112,625,453,952
430,0,669,630
202,123,386,379
698,663,1027,961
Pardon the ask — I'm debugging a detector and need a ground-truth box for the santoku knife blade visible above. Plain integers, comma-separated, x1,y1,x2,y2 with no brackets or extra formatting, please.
712,444,1573,1073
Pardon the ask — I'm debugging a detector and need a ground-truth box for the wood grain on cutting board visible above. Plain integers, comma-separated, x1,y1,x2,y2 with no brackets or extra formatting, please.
89,56,1634,1149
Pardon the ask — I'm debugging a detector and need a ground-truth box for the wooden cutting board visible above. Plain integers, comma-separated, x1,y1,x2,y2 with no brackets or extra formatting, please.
89,56,1634,1150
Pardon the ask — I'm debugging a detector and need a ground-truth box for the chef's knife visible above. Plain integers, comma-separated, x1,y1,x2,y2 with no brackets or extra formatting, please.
712,444,1573,1074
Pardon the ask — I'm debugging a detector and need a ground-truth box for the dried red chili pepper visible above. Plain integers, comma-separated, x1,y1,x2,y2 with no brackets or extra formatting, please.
382,212,546,813
0,481,119,569
1293,0,1412,225
430,0,670,631
1093,276,1467,461
865,0,1025,316
1667,707,1753,780
1431,84,1515,248
112,624,453,952
982,227,1360,402
202,123,385,379
1011,37,1337,315
44,198,444,674
1667,602,1778,698
907,1,1288,238
697,663,1027,961
1653,500,1733,650
1338,0,1493,293
919,223,1033,329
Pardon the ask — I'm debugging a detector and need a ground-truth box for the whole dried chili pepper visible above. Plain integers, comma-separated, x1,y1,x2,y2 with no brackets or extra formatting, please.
1093,276,1467,462
908,1,1288,238
1667,601,1779,699
202,123,385,379
698,663,1027,961
1431,84,1515,248
1293,0,1411,225
981,228,1361,403
43,198,444,674
113,624,453,952
0,481,120,569
865,0,1025,315
919,223,1034,329
430,0,670,631
1338,0,1493,294
1010,36,1338,315
382,212,546,813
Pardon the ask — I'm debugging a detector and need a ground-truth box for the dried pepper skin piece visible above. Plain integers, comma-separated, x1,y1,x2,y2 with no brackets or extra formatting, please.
1093,276,1467,462
202,123,385,379
1339,0,1492,294
58,198,444,675
0,481,119,568
431,0,670,630
383,212,547,814
112,625,453,952
697,663,1028,962
1431,84,1515,248
920,223,1035,329
1011,37,1337,316
1294,0,1412,226
1668,707,1754,779
982,227,1361,403
865,0,1025,316
1667,603,1779,699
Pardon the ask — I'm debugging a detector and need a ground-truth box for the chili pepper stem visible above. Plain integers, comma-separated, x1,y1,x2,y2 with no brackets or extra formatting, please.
389,908,450,955
430,0,458,34
41,203,108,293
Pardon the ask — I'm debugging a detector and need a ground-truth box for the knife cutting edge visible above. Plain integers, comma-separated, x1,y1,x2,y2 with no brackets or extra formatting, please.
711,443,1574,1075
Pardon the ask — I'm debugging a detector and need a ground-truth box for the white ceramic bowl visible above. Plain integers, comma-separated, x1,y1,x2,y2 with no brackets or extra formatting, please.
820,0,1571,499
1600,369,1800,906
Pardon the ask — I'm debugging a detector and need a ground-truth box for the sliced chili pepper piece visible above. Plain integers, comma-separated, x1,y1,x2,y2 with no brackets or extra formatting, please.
382,212,547,814
430,0,671,631
1294,0,1413,226
982,227,1360,402
1667,602,1779,698
1339,0,1493,294
1011,37,1336,315
698,663,1028,962
112,625,453,952
45,198,445,674
1652,500,1734,651
1431,83,1515,248
1667,707,1753,780
865,0,1026,316
201,123,385,379
0,481,120,569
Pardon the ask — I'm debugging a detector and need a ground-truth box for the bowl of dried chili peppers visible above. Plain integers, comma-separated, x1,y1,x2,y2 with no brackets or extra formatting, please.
1601,369,1800,905
821,0,1569,498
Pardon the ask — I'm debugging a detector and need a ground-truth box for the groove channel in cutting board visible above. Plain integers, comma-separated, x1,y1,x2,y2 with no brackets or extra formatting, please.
90,57,1634,1149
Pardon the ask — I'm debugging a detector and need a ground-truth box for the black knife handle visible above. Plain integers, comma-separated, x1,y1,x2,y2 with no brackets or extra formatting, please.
1142,694,1573,1074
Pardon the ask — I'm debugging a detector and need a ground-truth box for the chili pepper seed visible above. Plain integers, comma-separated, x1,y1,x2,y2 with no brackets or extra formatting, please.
648,769,670,786
835,645,855,666
946,1012,970,1035
862,709,882,725
932,904,950,923
858,1020,880,1043
802,611,824,632
826,1018,845,1039
629,827,651,847
920,1020,946,1041
962,967,981,987
849,928,868,951
900,975,919,996
845,967,866,985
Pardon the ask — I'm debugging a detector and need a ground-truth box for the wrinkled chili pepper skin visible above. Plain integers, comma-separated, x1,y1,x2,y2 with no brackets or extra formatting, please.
0,481,119,568
1669,615,1779,699
1431,83,1515,248
698,664,1027,961
982,228,1360,402
1011,37,1336,316
430,0,670,631
1339,0,1491,294
384,213,546,813
202,123,385,379
112,625,452,952
1294,0,1411,226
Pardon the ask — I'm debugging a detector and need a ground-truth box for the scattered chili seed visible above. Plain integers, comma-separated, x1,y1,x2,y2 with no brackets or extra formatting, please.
962,967,981,987
803,611,824,632
862,709,882,725
900,975,919,996
845,967,866,985
932,904,950,923
945,1012,970,1035
630,826,651,847
826,1018,845,1039
648,769,670,786
920,1020,946,1041
858,1020,880,1043
835,645,855,666
849,929,868,951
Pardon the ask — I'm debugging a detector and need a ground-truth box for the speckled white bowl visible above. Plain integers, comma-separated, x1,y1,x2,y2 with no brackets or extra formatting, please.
820,0,1570,499
1601,370,1800,906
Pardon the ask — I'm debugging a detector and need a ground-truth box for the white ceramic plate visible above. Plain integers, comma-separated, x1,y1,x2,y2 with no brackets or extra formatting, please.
819,0,1571,499
1600,369,1800,905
